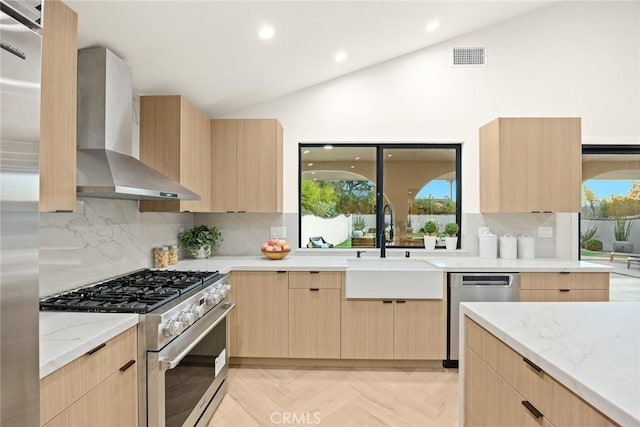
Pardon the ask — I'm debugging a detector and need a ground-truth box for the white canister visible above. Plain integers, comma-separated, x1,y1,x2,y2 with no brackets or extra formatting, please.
479,232,497,259
499,234,517,259
518,235,536,259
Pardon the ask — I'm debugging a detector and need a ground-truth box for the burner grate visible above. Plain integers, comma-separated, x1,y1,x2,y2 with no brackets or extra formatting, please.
40,269,220,313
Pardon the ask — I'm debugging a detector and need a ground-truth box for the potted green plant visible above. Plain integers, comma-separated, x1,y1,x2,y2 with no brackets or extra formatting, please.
352,215,367,238
612,217,633,253
423,219,439,250
444,222,459,250
179,225,223,259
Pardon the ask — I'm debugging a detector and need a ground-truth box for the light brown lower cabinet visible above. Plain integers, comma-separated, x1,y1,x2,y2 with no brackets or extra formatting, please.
519,272,609,302
43,362,137,427
289,288,341,358
233,271,289,358
40,326,137,426
341,300,394,359
341,299,445,360
464,316,616,427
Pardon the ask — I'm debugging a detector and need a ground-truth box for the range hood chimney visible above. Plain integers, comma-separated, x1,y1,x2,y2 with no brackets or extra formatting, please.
76,47,199,201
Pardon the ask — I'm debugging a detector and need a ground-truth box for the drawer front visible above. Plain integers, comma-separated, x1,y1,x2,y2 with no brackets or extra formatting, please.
520,272,609,291
465,347,555,427
288,271,342,289
520,289,609,302
466,317,546,407
40,326,137,426
465,317,616,427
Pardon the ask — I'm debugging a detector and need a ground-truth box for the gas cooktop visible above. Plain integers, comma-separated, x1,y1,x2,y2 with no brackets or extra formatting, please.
39,269,221,314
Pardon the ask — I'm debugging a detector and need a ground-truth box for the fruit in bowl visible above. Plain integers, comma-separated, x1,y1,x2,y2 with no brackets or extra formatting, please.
261,239,291,260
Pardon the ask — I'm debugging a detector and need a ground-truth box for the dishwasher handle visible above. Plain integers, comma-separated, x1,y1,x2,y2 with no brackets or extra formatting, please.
451,273,518,287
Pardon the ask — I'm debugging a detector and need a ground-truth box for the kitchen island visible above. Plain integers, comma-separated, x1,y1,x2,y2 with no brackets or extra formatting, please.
460,301,640,426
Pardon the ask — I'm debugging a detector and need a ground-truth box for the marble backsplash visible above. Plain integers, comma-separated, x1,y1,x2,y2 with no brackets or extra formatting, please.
39,198,193,297
462,212,557,258
194,213,299,256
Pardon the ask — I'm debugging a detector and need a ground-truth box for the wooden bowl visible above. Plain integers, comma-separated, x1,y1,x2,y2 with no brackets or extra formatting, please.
261,249,291,260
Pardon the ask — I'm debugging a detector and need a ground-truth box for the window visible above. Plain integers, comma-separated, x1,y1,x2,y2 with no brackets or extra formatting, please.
581,145,640,258
299,143,461,249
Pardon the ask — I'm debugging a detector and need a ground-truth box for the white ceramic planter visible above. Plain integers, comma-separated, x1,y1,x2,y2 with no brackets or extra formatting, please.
445,236,458,250
423,235,437,250
190,246,212,259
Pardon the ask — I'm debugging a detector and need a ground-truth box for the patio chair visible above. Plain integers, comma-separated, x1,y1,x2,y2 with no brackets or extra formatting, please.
307,236,334,248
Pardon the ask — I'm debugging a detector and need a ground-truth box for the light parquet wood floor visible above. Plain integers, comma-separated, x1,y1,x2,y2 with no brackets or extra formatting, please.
208,367,459,427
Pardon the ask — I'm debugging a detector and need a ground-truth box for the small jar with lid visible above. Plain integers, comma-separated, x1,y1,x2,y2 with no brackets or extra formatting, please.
153,246,169,268
168,244,179,265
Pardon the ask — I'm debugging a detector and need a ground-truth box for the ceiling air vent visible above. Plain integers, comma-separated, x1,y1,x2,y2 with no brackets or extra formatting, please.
452,47,486,66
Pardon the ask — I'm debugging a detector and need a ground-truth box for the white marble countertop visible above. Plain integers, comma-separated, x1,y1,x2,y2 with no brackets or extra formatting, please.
40,312,139,379
460,302,640,427
169,254,612,273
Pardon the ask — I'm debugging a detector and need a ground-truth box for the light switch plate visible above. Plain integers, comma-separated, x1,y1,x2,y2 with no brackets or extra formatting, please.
538,226,553,238
271,226,287,239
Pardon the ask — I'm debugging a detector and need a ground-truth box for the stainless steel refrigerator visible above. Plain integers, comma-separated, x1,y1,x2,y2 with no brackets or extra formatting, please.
0,1,42,425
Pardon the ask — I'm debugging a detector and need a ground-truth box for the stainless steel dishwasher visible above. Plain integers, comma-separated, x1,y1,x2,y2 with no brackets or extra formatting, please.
445,272,520,368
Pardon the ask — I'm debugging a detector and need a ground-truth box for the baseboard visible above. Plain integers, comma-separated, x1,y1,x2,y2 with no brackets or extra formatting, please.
229,357,448,370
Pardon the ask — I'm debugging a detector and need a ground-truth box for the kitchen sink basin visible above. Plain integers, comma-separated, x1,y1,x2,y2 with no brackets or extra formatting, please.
345,258,444,299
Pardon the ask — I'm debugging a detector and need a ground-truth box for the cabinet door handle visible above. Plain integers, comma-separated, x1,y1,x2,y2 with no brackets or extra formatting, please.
86,342,106,356
521,401,544,419
382,300,393,304
530,211,541,213
225,211,235,213
559,289,571,292
523,357,542,373
119,360,136,372
276,271,287,274
309,271,320,274
309,288,320,292
237,210,247,213
396,300,406,304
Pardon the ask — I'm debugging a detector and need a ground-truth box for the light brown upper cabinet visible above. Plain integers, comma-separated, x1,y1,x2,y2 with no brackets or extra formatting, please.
479,118,581,213
211,119,283,213
139,96,211,212
40,0,77,212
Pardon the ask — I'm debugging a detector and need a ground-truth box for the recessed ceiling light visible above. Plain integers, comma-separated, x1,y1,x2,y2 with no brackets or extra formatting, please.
334,50,348,63
425,20,440,33
303,150,310,154
350,165,355,169
355,156,360,160
324,145,333,150
311,171,316,175
308,163,314,166
258,25,275,40
387,154,392,158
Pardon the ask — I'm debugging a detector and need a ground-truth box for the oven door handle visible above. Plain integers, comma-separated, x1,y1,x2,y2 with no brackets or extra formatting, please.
158,302,235,370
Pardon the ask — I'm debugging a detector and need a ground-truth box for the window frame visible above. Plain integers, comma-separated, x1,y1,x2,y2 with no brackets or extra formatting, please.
298,142,462,250
579,144,640,259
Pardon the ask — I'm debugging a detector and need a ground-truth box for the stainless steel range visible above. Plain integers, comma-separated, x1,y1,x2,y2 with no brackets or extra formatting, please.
40,269,234,427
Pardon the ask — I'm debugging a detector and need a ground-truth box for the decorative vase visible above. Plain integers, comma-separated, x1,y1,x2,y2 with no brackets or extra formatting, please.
423,235,437,250
352,230,364,238
445,237,458,251
189,246,212,259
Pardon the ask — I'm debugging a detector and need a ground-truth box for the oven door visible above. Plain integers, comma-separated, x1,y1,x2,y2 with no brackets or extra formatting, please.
147,302,234,427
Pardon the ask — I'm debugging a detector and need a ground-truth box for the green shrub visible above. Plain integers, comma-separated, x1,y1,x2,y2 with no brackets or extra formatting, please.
584,239,603,252
580,226,598,248
444,222,459,237
423,220,439,236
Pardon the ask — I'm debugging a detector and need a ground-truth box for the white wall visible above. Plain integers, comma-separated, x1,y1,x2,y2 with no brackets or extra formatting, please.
222,2,639,213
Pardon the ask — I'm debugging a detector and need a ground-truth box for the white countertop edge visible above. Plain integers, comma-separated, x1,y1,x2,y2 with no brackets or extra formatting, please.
460,303,639,427
168,255,613,273
39,313,139,379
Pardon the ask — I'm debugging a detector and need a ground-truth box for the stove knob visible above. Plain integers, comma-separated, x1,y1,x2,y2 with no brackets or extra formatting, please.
218,285,229,298
179,310,196,326
163,320,184,337
191,304,205,318
204,292,217,306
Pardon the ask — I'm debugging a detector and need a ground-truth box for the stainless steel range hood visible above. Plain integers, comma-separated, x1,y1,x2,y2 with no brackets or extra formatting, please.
76,47,199,201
